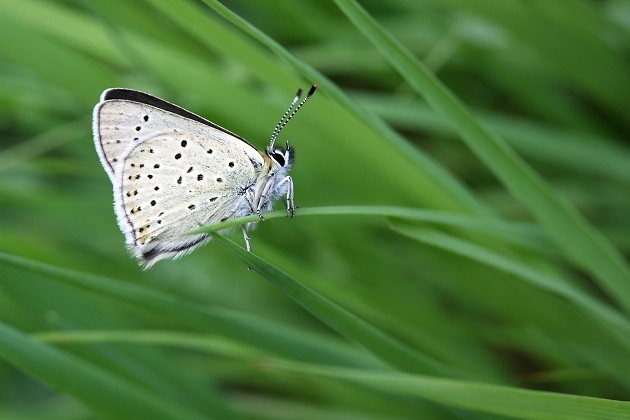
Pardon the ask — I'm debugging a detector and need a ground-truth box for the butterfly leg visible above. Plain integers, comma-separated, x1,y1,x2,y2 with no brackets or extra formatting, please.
244,188,264,221
287,177,294,218
241,225,251,252
256,179,275,220
277,176,295,218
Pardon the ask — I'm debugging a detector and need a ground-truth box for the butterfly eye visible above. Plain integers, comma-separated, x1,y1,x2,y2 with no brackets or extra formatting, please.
271,152,285,167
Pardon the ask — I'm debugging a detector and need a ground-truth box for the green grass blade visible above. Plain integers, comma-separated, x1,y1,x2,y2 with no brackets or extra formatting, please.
0,8,115,106
0,251,378,369
211,233,462,378
392,224,630,342
333,0,630,313
192,205,554,255
0,321,206,419
33,330,451,417
357,94,630,185
191,0,489,216
34,330,266,360
270,360,630,420
0,117,88,172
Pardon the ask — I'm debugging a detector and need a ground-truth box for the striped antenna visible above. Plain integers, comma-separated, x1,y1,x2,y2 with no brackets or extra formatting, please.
268,84,317,150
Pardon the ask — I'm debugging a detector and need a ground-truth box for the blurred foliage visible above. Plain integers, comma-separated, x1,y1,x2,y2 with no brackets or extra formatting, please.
0,0,629,418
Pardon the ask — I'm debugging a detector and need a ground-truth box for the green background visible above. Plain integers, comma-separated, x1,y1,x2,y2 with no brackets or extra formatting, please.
0,0,629,418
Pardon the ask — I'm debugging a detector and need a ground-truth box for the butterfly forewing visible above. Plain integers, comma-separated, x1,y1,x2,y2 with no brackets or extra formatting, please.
93,89,260,179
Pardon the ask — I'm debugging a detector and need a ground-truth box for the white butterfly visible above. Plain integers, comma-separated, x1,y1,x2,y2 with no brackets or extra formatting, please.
92,85,316,268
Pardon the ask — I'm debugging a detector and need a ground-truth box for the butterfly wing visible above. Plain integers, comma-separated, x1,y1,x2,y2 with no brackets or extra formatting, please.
93,88,259,180
93,89,265,267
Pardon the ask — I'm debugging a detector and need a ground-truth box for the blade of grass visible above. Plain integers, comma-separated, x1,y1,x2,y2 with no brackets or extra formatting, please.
1,0,130,67
0,117,88,172
0,251,379,370
356,93,630,185
192,206,555,255
35,330,267,359
333,0,630,313
391,224,630,345
269,360,630,420
0,11,116,106
211,232,463,378
184,0,490,216
0,321,206,419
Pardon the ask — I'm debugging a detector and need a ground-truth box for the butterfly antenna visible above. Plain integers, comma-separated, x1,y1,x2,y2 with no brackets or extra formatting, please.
269,88,301,147
269,84,317,149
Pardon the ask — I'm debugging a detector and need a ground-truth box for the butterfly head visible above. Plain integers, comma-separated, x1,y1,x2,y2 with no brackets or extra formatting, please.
266,141,294,171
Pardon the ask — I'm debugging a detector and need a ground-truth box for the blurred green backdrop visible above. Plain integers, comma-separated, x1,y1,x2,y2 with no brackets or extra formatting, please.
1,0,630,418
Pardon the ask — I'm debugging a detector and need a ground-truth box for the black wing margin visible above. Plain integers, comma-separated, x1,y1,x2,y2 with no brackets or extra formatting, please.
101,88,248,143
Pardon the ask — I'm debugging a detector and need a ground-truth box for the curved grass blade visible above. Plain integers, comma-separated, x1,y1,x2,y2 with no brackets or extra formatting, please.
34,330,266,359
211,233,463,378
191,205,554,255
269,360,630,420
358,94,630,185
0,251,379,370
33,330,455,417
392,224,630,344
0,117,88,172
0,321,206,419
185,0,489,215
333,0,630,314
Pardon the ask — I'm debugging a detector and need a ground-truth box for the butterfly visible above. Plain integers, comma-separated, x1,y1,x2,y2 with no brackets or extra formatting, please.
92,84,316,268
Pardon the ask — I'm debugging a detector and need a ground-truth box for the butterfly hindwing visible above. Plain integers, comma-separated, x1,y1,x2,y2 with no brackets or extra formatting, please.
93,91,265,267
117,133,259,244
